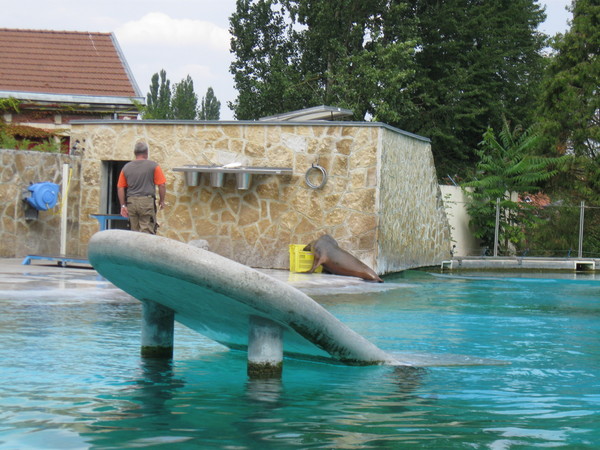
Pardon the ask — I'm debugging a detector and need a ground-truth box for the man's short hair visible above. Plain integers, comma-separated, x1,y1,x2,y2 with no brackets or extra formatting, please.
134,141,149,155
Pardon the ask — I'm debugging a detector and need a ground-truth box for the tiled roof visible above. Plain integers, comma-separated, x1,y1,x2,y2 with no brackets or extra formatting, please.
0,28,141,99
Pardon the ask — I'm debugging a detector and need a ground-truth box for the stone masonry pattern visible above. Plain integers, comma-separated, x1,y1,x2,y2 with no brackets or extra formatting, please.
0,149,81,258
1,120,452,274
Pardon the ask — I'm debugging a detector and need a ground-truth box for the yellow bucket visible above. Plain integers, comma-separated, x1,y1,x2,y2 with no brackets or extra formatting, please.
289,244,323,273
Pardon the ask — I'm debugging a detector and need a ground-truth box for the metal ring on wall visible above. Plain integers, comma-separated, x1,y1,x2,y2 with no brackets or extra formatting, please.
305,164,328,189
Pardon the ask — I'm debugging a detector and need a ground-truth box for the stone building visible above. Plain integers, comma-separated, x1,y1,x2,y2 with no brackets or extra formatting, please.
0,29,452,275
1,111,452,274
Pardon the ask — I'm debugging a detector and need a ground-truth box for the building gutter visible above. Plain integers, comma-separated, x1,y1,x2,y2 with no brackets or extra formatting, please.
0,90,144,108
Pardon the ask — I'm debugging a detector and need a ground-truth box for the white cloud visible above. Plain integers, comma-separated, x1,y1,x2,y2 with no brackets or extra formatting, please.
178,64,215,82
116,12,230,52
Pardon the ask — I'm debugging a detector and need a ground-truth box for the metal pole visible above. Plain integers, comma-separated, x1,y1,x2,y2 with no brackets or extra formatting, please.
493,198,500,257
578,201,585,258
60,164,69,256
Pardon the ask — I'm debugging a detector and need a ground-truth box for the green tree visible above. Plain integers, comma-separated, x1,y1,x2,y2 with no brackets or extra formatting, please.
229,0,419,121
145,69,172,119
539,0,599,159
288,0,419,122
537,0,600,202
198,87,221,120
463,119,568,254
396,0,547,179
171,75,198,120
229,0,546,179
143,71,204,120
229,0,302,119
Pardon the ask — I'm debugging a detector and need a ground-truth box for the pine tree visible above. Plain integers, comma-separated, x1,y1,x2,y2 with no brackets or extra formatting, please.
143,71,203,120
145,69,172,119
171,75,198,120
198,87,221,120
538,0,599,160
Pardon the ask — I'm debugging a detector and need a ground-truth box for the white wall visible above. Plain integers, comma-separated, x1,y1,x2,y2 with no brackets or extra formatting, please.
439,185,480,257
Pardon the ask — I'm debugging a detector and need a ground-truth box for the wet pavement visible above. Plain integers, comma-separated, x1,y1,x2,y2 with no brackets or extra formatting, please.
1,257,402,297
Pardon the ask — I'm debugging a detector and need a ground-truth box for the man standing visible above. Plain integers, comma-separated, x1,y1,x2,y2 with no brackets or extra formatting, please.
117,141,167,234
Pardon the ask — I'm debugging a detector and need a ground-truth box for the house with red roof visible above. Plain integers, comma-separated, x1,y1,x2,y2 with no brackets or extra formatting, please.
0,28,143,152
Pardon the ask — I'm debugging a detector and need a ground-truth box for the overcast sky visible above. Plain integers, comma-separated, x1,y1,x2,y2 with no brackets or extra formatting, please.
1,0,572,120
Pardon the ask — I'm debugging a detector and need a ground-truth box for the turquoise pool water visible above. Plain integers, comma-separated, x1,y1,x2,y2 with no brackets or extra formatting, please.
0,268,598,448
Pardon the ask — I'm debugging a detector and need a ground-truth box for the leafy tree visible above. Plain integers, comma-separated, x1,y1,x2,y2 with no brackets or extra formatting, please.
229,0,547,179
396,0,547,180
198,87,221,120
229,0,419,121
463,119,568,254
537,0,600,202
145,69,172,119
171,75,198,120
539,0,599,159
289,0,419,122
229,0,302,119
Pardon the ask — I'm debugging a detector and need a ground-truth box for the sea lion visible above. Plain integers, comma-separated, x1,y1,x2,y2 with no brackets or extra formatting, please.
304,234,384,282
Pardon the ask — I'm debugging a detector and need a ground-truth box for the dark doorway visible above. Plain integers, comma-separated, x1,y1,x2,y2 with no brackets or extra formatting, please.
103,161,129,230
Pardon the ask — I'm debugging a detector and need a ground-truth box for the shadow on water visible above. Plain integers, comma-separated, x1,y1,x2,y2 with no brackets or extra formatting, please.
80,354,433,449
389,365,428,396
131,358,186,412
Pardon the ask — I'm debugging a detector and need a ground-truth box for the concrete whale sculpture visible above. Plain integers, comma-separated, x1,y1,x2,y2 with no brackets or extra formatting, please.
88,230,405,375
304,234,384,282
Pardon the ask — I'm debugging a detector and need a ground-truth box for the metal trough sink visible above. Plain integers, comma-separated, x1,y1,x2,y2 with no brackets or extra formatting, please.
173,165,293,190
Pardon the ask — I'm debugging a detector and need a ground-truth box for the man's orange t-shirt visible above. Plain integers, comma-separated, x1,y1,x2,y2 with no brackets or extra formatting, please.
117,164,166,189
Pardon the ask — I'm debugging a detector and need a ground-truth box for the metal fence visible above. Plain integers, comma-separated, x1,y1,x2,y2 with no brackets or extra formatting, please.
481,200,600,258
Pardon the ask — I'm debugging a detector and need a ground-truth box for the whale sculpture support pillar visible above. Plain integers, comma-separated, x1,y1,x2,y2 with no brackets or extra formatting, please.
141,300,174,358
247,315,283,378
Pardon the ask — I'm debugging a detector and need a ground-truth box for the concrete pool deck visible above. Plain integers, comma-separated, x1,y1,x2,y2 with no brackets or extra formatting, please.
4,256,600,295
442,256,599,272
0,257,399,297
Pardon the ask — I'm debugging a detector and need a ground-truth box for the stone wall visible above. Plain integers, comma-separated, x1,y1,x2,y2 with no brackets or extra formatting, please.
0,149,82,258
1,120,452,274
71,120,451,273
377,129,452,272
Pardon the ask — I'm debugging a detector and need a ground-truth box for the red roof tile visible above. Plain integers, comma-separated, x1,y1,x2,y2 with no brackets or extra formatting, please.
0,28,140,99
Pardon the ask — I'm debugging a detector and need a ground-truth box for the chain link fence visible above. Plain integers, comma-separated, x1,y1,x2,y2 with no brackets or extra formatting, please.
476,201,600,258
